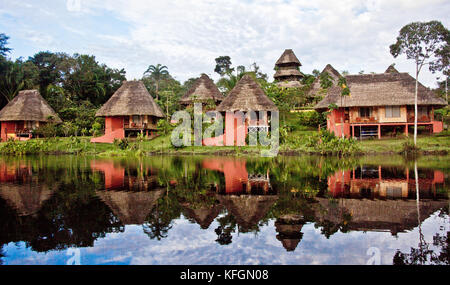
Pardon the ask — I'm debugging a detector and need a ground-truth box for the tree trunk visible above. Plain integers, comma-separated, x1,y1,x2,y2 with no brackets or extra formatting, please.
156,81,159,101
414,66,419,146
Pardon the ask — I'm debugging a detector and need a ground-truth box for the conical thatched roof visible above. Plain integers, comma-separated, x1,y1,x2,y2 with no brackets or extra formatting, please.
385,65,400,74
0,90,62,123
0,184,55,216
96,81,165,117
216,75,278,112
307,64,341,98
180,74,224,105
315,71,447,110
182,204,223,229
96,189,164,225
275,214,305,252
275,49,301,66
217,194,278,232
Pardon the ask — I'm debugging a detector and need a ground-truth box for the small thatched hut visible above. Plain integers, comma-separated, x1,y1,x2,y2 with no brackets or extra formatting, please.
92,81,165,143
275,214,306,252
214,75,278,146
314,68,447,139
96,189,164,225
273,49,304,88
182,204,223,229
179,74,224,109
0,90,62,141
307,64,341,99
217,194,278,233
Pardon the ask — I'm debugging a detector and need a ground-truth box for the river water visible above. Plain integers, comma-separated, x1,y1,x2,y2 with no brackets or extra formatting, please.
0,155,448,265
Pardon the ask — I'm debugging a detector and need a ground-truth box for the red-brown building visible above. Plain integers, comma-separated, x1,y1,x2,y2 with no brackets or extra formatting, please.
92,81,165,143
314,66,447,139
0,90,62,141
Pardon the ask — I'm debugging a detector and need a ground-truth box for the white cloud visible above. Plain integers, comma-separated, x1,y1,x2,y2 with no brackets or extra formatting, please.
1,0,449,86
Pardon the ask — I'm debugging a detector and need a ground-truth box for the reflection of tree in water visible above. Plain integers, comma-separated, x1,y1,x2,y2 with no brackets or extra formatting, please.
214,213,237,245
143,195,180,241
393,231,449,265
394,207,449,265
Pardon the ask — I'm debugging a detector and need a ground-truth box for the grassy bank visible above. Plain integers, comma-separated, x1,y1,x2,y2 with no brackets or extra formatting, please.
0,129,448,156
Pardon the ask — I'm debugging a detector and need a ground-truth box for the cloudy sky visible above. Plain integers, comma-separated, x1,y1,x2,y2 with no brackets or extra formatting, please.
0,0,449,87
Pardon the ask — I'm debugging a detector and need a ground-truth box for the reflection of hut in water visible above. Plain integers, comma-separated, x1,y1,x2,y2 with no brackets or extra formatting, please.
92,159,165,225
202,158,274,195
181,204,223,229
0,184,55,217
96,189,164,225
0,162,55,217
217,194,278,232
275,214,306,252
91,160,159,191
314,197,448,236
327,166,446,200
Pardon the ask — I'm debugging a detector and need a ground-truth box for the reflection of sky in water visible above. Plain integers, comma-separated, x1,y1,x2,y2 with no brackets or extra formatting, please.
3,211,448,265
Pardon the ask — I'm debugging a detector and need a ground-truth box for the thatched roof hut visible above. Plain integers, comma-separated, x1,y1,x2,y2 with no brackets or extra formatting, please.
216,75,278,112
314,197,448,235
385,65,400,74
182,204,223,229
96,189,164,225
0,90,62,123
0,184,55,217
275,214,305,252
179,74,224,105
275,49,302,66
307,64,341,98
315,71,447,110
96,81,165,118
274,49,304,87
217,194,278,232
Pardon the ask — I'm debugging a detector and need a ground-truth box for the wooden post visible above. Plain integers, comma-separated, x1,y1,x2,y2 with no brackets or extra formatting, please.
405,124,409,137
352,125,355,138
378,124,381,139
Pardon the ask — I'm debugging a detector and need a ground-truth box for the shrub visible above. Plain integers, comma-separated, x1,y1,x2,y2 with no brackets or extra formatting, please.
114,138,129,150
400,140,420,155
297,111,326,127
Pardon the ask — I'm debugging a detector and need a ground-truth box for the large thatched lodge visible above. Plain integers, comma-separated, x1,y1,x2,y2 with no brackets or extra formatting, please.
313,65,447,139
91,80,165,143
0,90,62,141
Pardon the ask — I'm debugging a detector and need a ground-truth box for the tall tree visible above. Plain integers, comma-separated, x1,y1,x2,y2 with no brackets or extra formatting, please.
0,33,12,57
143,64,169,100
214,56,234,76
390,21,449,145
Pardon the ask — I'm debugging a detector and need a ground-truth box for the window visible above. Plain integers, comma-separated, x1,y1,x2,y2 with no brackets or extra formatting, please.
385,106,401,118
359,107,371,118
418,106,428,117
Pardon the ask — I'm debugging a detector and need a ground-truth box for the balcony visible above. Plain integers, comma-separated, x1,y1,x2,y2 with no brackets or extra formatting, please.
124,122,157,130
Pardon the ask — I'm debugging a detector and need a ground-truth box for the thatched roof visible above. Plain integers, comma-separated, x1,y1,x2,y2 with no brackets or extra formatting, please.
315,71,447,110
216,75,278,112
0,90,62,123
182,204,223,229
385,65,400,74
307,64,341,98
180,74,224,105
96,189,164,225
96,81,165,117
274,69,304,78
275,49,301,66
314,197,448,235
275,214,305,251
0,184,55,216
217,194,277,232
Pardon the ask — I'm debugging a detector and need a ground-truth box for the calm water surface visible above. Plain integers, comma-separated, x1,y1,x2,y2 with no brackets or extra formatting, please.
0,155,448,265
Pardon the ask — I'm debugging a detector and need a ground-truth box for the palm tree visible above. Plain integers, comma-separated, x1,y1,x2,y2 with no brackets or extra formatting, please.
143,64,169,100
